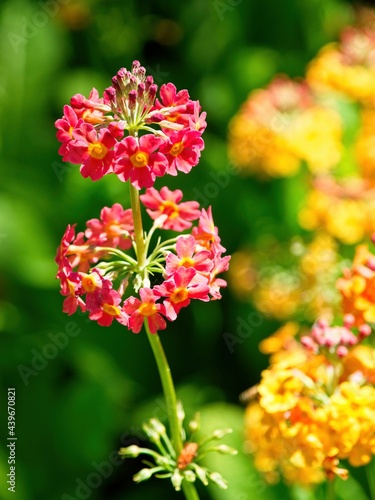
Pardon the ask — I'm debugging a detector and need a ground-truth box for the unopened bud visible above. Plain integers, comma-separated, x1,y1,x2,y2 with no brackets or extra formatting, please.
133,468,153,483
119,445,141,457
209,471,228,489
188,413,200,433
171,469,183,491
216,444,238,455
212,428,232,439
149,417,166,436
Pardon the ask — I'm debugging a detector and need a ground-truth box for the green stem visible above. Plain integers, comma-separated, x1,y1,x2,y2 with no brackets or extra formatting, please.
130,183,147,270
144,321,200,500
128,182,199,499
144,321,182,453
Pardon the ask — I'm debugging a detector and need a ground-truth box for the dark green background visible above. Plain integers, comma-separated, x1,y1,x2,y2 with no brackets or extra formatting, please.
0,0,368,499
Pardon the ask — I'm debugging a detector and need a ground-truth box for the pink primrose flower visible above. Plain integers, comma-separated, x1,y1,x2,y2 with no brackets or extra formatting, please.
122,288,167,334
55,105,80,158
70,88,110,125
65,123,116,181
205,253,231,300
88,289,126,326
161,129,204,176
58,269,86,316
155,83,190,109
153,267,210,321
140,186,200,231
188,101,207,133
114,135,168,189
192,206,225,253
165,235,213,277
55,224,76,273
85,203,134,250
80,269,112,311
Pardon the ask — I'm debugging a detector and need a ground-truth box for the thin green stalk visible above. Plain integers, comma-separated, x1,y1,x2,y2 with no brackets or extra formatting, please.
129,182,199,499
129,183,147,270
144,321,182,453
144,321,200,500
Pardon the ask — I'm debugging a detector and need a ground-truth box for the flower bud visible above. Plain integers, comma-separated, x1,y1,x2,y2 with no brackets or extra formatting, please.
212,428,232,439
183,469,196,482
149,417,166,436
171,469,183,491
118,445,141,457
216,444,238,455
188,412,200,433
133,468,153,483
209,471,228,489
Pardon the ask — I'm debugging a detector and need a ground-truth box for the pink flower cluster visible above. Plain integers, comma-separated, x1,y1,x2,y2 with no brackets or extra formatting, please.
301,315,371,358
55,61,207,188
55,187,230,333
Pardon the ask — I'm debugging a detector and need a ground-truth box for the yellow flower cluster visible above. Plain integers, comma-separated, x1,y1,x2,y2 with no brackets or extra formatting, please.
228,234,342,322
244,336,375,487
227,77,342,178
307,25,375,104
299,178,375,245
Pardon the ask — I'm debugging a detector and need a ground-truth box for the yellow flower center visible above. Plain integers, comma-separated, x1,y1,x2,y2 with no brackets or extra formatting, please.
170,141,184,156
103,303,120,316
81,275,100,293
179,257,195,268
170,287,189,304
130,151,149,168
167,113,179,123
88,142,108,160
160,200,179,219
138,302,157,317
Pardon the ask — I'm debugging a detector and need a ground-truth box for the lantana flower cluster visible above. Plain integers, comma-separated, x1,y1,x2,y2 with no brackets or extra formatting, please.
299,177,375,245
307,16,375,104
227,9,375,247
55,192,230,333
227,76,342,178
55,60,206,188
244,312,375,487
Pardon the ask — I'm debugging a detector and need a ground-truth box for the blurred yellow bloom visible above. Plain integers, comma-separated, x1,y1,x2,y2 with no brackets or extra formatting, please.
307,26,375,104
299,178,375,244
228,76,342,178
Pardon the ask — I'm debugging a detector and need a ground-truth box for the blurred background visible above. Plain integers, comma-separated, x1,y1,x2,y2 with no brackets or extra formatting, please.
0,0,367,499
